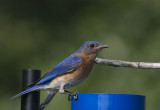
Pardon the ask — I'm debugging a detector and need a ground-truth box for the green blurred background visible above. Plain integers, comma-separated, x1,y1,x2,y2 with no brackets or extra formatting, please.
1,0,160,110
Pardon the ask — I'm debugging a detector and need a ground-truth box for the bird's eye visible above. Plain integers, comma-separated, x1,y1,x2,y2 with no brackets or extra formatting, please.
90,44,95,48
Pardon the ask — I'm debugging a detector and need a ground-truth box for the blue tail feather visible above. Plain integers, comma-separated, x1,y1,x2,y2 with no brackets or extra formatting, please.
12,85,41,99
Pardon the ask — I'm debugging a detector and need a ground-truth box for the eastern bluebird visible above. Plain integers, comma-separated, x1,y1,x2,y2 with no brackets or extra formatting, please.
12,41,108,110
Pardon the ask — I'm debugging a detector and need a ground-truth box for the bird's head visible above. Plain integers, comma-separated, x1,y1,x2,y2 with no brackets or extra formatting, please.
77,41,108,54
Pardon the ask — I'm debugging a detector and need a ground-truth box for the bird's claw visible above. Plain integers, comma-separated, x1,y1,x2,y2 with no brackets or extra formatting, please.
68,91,78,101
73,94,78,100
73,91,78,100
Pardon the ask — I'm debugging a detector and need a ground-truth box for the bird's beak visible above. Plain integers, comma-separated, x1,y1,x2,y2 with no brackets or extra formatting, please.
100,45,109,48
95,45,109,50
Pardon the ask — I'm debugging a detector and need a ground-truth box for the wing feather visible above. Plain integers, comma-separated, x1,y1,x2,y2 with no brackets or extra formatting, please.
36,54,82,85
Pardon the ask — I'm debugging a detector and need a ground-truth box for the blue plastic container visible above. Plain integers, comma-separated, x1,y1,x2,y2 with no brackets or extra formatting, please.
71,93,145,110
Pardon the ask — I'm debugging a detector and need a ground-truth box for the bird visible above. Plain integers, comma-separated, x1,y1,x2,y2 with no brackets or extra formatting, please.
12,41,108,110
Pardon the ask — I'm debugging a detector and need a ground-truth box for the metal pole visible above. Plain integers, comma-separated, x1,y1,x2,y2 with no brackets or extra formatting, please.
21,69,41,110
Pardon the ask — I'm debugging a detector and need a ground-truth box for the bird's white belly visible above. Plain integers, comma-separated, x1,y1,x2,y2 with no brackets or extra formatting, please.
42,75,86,90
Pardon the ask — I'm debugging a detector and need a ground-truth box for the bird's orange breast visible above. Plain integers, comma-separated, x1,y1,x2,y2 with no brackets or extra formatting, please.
72,53,96,80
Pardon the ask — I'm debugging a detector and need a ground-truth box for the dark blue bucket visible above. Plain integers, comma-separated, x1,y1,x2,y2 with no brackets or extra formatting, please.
71,93,145,110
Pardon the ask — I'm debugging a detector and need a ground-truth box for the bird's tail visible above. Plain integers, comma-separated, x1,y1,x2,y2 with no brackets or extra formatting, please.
12,85,41,99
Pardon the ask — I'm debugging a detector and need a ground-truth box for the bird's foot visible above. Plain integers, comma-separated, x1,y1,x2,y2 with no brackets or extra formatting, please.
68,91,79,101
73,91,78,100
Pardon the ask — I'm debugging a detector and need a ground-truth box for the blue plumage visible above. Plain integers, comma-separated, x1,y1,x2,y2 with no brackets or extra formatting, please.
12,85,41,99
12,41,108,110
37,54,82,85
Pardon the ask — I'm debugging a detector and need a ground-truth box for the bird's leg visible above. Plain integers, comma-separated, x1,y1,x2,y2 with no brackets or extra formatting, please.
40,90,58,110
59,87,78,101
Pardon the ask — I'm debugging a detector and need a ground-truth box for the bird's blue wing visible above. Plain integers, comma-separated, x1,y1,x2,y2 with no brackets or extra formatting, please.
36,54,82,85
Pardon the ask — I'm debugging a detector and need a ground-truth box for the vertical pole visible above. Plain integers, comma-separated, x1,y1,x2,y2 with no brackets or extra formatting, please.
21,69,41,110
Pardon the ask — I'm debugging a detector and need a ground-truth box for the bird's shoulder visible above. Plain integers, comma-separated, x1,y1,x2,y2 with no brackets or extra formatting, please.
54,53,82,73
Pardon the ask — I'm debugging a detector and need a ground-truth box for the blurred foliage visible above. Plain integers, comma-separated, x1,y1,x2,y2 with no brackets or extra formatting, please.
0,0,160,110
